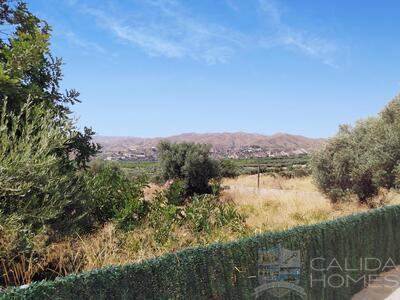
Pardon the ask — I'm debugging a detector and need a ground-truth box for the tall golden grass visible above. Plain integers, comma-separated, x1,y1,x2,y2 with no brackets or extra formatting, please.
223,174,318,191
223,175,400,234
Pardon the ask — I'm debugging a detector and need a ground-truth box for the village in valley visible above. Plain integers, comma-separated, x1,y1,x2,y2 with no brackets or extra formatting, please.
101,145,310,162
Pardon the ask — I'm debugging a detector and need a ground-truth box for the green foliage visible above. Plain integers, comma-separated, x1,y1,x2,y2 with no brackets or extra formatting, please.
234,155,311,177
217,159,239,178
0,1,99,284
184,195,217,233
117,155,311,181
0,213,34,259
0,0,99,170
209,178,222,196
117,161,160,180
164,179,186,205
0,0,73,114
216,202,246,231
185,194,245,233
86,162,150,230
394,164,400,189
292,167,312,178
312,94,400,203
158,141,219,196
146,192,245,245
147,192,181,244
4,205,400,299
0,102,90,235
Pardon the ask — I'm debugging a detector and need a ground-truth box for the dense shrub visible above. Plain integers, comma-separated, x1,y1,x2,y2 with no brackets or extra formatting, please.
146,192,246,245
0,102,91,235
86,162,150,229
0,0,100,260
147,192,182,244
157,141,219,196
312,95,400,203
185,194,245,233
164,179,186,205
0,103,94,287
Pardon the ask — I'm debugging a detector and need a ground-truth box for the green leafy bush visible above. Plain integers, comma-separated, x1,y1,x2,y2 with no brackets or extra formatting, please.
86,162,150,229
164,179,186,205
145,192,245,244
147,192,181,244
216,202,246,231
185,194,245,233
184,195,216,233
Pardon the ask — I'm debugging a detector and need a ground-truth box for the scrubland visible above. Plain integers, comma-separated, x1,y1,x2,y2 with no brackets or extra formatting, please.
4,174,398,288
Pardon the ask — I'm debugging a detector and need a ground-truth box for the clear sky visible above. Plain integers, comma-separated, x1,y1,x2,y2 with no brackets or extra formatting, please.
29,0,400,138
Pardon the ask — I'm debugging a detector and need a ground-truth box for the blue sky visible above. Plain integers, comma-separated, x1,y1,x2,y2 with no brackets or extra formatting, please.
29,0,400,138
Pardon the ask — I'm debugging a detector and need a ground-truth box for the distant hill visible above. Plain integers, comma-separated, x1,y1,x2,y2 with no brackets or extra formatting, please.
93,132,325,161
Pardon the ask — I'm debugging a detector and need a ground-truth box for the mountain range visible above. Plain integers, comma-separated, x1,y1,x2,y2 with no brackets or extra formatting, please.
94,132,325,161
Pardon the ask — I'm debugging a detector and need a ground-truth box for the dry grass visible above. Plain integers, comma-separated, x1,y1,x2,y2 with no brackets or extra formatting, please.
225,188,364,233
144,183,163,198
222,175,400,234
223,174,317,192
0,223,246,287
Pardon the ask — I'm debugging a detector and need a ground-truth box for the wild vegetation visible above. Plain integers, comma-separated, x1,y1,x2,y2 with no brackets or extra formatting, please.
0,5,247,285
2,0,400,295
312,95,400,204
5,204,400,299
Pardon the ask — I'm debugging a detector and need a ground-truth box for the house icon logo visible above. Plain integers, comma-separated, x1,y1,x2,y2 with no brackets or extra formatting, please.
255,245,306,299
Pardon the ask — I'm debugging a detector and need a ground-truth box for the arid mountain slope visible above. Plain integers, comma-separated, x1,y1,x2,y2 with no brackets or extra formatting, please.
94,132,325,160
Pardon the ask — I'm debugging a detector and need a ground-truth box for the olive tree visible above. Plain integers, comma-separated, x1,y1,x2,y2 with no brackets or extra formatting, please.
158,141,219,196
0,102,90,234
312,94,400,204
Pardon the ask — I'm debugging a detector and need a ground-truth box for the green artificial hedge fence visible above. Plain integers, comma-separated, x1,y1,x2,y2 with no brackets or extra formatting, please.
2,205,400,299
